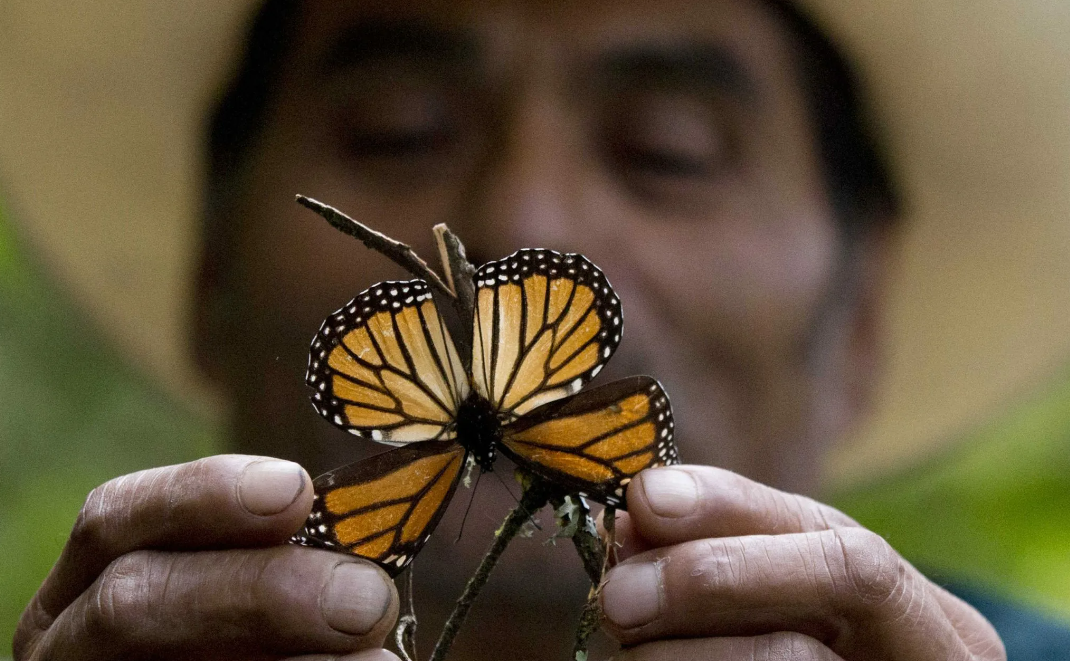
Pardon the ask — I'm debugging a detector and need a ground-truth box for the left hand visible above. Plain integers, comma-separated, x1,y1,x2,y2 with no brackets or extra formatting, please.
600,465,1006,660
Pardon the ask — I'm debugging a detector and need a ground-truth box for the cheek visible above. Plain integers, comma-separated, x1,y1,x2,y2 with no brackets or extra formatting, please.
608,205,840,367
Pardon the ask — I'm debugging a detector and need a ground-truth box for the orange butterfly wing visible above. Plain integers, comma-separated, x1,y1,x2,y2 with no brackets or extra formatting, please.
300,251,675,571
500,376,678,508
470,249,623,420
291,442,466,576
306,279,469,444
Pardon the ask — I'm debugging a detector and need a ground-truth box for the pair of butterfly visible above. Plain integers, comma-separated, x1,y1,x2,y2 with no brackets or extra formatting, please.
291,248,679,576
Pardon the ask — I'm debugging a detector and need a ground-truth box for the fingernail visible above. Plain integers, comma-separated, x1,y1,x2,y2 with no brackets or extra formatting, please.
238,460,305,516
323,563,392,635
602,562,661,629
641,468,698,518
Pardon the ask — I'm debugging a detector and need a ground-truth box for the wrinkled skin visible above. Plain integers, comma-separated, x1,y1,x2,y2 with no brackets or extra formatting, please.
15,455,401,661
16,0,1005,659
602,466,1004,660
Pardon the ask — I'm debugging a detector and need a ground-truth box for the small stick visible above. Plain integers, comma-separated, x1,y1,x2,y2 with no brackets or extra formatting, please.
296,195,454,301
571,520,605,586
571,507,616,660
395,567,419,661
548,495,604,585
430,478,553,661
432,223,478,364
432,224,477,321
602,507,617,572
571,600,602,661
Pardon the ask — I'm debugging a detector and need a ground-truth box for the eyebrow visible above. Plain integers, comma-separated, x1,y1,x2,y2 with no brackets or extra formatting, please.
320,20,478,74
596,44,760,103
318,22,759,104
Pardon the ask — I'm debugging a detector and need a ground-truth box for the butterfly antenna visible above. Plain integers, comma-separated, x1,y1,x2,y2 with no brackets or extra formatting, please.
492,470,542,530
492,469,520,504
455,470,483,544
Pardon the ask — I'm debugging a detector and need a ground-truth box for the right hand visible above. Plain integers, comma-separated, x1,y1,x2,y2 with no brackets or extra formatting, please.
13,454,401,661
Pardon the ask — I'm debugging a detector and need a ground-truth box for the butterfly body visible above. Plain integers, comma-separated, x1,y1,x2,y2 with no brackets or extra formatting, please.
454,393,502,471
293,248,680,576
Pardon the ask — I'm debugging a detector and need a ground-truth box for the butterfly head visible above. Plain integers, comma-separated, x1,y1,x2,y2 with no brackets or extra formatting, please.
454,392,501,471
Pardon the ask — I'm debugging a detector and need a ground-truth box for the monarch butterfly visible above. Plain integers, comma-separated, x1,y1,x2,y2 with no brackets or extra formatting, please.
291,248,679,576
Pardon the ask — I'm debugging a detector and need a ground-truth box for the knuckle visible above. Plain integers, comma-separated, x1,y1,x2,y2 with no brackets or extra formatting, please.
210,548,292,627
181,456,219,491
791,493,857,531
774,490,814,531
13,602,47,661
691,537,746,594
157,462,199,527
243,553,286,621
762,488,856,534
755,632,835,661
70,460,211,552
70,467,178,554
225,547,338,639
70,480,121,556
144,457,230,534
830,527,905,609
169,456,242,522
83,551,157,640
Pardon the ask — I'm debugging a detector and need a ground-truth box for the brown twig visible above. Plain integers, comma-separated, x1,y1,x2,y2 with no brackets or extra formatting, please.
602,507,616,574
430,478,553,661
432,223,477,365
548,495,604,585
571,600,602,661
432,224,477,313
296,195,454,300
395,567,419,661
572,521,605,586
571,507,616,660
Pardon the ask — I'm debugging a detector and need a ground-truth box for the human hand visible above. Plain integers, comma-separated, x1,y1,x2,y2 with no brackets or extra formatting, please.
600,465,1005,660
14,454,400,661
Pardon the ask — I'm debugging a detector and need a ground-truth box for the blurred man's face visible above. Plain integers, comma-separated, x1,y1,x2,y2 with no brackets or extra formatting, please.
207,0,875,491
201,0,883,654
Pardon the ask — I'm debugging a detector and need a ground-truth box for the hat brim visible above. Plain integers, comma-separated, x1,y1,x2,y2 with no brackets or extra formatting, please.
2,0,1069,485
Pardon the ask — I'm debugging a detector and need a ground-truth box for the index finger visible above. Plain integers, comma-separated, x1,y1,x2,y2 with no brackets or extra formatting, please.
619,465,859,551
23,454,312,632
610,464,997,651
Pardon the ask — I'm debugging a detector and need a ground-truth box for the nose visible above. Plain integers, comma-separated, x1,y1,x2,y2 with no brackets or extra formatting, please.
455,91,584,263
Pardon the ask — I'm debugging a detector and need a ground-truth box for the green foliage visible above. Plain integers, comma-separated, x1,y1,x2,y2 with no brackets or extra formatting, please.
833,369,1070,622
0,202,222,648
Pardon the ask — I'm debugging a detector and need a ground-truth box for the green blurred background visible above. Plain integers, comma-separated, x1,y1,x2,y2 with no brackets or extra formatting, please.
0,200,219,649
2,196,1070,649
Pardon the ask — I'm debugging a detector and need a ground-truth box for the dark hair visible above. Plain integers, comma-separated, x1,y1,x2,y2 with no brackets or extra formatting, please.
764,0,900,229
205,0,899,230
205,0,299,224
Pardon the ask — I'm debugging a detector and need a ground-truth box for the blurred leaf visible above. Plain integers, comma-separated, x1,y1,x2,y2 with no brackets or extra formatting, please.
0,201,222,647
833,369,1070,623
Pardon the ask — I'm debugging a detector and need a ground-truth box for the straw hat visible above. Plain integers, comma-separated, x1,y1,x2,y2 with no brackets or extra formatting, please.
1,0,1068,486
